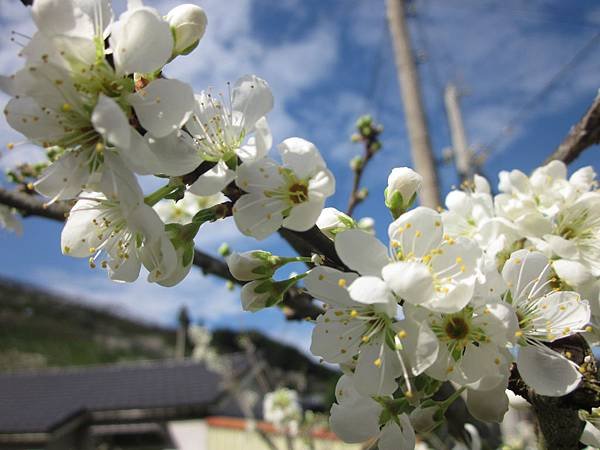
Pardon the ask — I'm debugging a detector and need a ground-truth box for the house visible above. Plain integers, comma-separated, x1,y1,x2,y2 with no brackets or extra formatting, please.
0,359,358,450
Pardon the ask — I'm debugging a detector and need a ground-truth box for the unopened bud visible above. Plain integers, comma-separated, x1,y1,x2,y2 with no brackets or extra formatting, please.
385,167,422,218
167,4,208,56
350,155,363,171
316,207,357,239
218,242,231,257
226,251,280,281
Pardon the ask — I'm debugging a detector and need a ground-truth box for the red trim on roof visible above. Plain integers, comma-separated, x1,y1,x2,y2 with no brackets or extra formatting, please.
205,416,339,440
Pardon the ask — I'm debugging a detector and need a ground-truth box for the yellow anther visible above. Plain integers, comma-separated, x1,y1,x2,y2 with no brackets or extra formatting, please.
318,274,325,281
494,358,500,365
88,258,96,269
434,220,441,227
405,223,412,229
397,330,407,339
391,240,400,248
579,366,586,374
460,265,466,273
89,247,96,254
514,258,522,265
95,142,104,152
338,278,347,288
404,390,414,399
6,143,14,150
61,103,72,112
26,182,34,191
565,351,572,359
373,358,382,368
361,336,370,343
446,366,454,374
563,327,571,335
515,330,523,338
63,246,71,254
455,256,463,263
422,254,432,264
415,230,422,238
585,326,593,333
350,310,358,318
101,261,108,269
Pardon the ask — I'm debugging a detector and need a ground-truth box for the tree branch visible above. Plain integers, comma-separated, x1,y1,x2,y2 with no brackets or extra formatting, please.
0,187,324,320
545,93,600,165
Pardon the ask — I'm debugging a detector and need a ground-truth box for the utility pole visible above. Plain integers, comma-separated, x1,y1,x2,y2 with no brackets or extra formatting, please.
444,83,473,183
386,0,440,207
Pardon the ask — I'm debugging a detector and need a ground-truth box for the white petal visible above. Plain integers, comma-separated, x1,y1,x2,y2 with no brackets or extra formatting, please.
502,249,551,302
144,132,203,176
532,291,590,341
282,198,324,232
382,261,433,306
378,417,416,450
109,251,142,282
189,161,236,196
424,280,474,313
310,310,361,363
517,345,581,396
330,400,381,443
232,193,284,240
553,259,594,288
110,7,173,75
388,207,443,258
354,340,400,397
581,422,600,448
393,320,439,375
278,138,326,178
128,79,194,138
92,94,131,149
61,197,105,257
119,129,163,175
35,151,90,201
348,276,393,307
335,229,389,276
304,267,359,308
237,117,271,162
32,0,93,38
236,158,284,193
231,75,274,129
466,383,509,423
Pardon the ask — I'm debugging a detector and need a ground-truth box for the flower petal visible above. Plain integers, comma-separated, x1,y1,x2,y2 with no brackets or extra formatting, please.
304,267,359,308
189,161,236,196
128,79,194,138
231,75,274,128
92,94,131,149
335,229,389,276
517,344,581,396
110,7,173,75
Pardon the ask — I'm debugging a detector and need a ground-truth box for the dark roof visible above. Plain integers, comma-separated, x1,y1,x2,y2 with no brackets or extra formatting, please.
0,359,228,434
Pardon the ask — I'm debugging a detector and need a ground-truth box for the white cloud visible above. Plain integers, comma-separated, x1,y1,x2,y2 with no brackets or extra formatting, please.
32,265,243,326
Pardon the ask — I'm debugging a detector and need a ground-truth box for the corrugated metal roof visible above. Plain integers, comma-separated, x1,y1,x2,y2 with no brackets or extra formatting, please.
0,359,226,434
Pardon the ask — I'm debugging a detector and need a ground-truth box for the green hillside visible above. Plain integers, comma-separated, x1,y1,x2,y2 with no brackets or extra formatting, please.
0,278,338,400
0,277,176,368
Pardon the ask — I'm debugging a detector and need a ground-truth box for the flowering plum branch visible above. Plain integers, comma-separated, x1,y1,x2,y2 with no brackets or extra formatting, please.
2,1,600,449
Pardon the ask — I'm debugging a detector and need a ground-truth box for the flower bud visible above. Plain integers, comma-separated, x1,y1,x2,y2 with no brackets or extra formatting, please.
316,207,356,239
409,405,443,434
227,251,280,281
166,4,207,56
385,167,422,218
241,279,291,312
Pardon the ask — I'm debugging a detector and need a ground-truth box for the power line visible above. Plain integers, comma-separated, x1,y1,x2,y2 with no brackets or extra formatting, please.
477,31,600,162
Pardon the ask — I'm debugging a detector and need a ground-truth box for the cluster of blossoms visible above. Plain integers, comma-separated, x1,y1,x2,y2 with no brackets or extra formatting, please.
2,1,599,449
228,162,598,449
2,0,334,286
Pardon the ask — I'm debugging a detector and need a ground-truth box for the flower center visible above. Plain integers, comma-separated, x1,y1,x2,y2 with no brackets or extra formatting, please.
444,317,469,340
288,182,308,204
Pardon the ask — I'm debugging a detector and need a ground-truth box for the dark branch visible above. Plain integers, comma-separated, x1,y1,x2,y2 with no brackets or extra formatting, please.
545,94,600,165
0,188,324,320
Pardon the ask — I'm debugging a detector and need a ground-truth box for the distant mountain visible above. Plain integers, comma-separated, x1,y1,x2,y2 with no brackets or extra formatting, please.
0,277,337,402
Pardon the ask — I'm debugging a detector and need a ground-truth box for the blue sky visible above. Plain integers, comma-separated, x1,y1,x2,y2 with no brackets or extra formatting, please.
0,0,599,354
